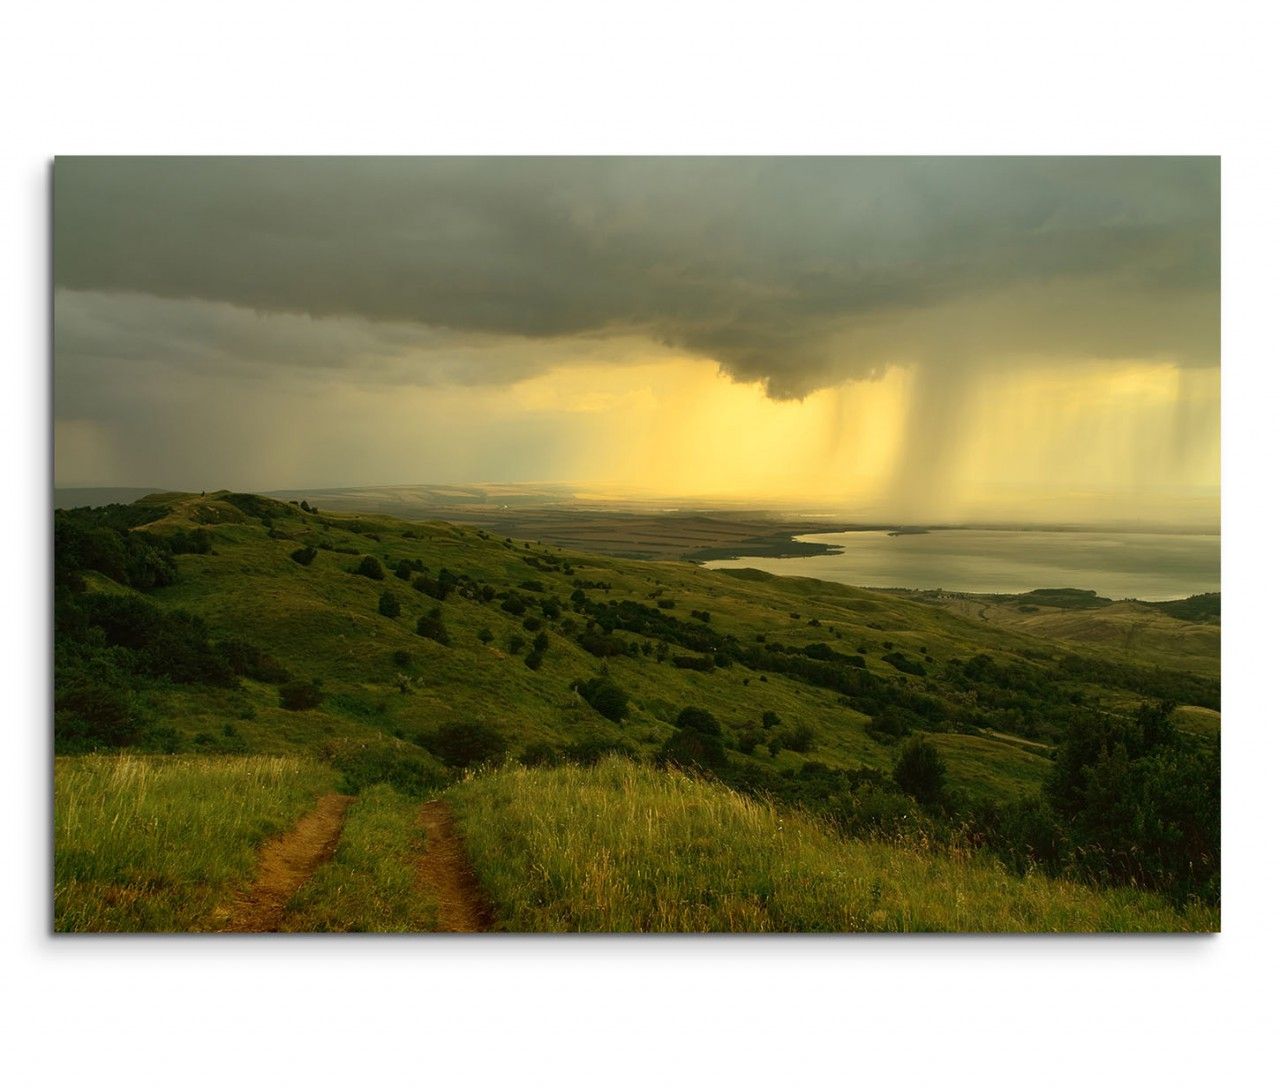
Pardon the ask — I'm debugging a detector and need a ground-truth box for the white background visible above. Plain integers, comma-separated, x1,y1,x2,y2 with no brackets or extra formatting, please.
3,3,1276,1085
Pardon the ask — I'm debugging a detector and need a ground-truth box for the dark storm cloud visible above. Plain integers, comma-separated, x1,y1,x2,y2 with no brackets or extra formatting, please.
54,157,1218,398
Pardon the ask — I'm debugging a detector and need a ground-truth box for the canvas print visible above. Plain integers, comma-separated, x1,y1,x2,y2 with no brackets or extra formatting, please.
53,157,1220,933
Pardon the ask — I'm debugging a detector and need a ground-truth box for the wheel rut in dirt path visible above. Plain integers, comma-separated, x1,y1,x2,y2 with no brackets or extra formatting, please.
220,792,354,933
417,799,493,933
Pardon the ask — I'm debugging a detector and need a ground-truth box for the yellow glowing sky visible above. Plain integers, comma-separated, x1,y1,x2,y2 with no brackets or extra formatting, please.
54,324,1219,527
481,354,1219,521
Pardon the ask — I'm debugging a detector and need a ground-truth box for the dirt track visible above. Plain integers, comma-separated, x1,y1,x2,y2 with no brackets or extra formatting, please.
220,793,353,933
417,800,492,933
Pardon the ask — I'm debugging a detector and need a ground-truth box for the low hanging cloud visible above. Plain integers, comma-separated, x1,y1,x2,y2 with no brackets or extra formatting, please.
54,157,1219,400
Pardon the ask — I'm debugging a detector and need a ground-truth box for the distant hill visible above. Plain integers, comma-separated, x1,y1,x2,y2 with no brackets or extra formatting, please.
55,486,165,509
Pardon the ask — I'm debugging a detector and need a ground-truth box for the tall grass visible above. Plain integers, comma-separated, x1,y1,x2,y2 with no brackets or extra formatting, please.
449,758,1218,933
279,784,439,932
55,754,336,932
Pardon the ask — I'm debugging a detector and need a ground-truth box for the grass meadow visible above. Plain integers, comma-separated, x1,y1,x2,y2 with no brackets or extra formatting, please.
54,754,336,932
449,758,1218,933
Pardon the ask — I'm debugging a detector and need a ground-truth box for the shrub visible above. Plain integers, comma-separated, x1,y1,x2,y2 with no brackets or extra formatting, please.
279,679,323,711
578,631,629,657
321,738,449,795
672,654,715,672
564,736,636,766
867,705,921,742
777,724,816,753
416,608,450,645
478,627,495,645
54,676,144,751
893,736,948,806
762,710,782,728
168,528,213,555
675,707,721,736
378,590,401,619
576,676,629,722
392,649,412,668
522,616,544,633
215,637,292,683
417,722,508,769
524,651,544,671
356,555,385,580
507,634,526,655
658,727,727,770
394,559,414,580
882,651,925,676
520,742,562,768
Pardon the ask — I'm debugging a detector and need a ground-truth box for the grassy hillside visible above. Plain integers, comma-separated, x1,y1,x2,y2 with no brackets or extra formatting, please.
448,759,1216,932
55,491,1216,785
893,588,1220,677
52,491,1221,929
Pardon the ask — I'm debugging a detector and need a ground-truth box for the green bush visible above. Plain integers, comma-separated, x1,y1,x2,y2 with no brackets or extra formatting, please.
893,736,947,805
675,706,721,736
417,722,508,769
54,676,144,751
356,555,385,580
321,738,449,795
416,608,450,645
658,727,727,770
279,679,323,711
519,742,563,768
777,724,816,753
290,545,317,566
576,677,629,722
564,736,636,766
378,590,401,619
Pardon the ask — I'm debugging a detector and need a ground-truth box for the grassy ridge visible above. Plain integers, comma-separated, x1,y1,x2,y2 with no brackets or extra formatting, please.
279,784,439,932
449,759,1217,933
111,492,1075,799
54,754,336,932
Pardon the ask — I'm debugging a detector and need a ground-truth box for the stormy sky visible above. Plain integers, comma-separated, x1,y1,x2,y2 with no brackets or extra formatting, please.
53,157,1219,523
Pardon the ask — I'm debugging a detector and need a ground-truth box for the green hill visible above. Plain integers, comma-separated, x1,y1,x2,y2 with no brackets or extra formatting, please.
52,491,1220,930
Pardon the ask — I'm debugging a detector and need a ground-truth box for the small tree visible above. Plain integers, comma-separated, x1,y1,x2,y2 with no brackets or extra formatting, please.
378,590,401,619
416,607,450,646
658,726,727,770
893,736,947,806
778,724,816,753
279,679,323,711
418,722,507,768
576,676,629,722
675,706,721,736
356,555,385,580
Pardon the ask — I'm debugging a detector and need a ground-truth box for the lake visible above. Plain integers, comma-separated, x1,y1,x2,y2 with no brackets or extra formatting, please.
703,529,1220,601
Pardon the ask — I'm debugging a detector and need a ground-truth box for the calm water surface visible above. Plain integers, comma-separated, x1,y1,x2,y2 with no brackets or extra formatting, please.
704,529,1220,601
